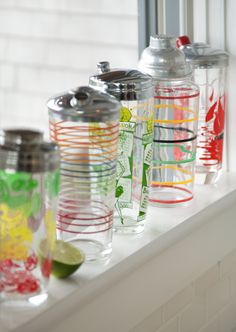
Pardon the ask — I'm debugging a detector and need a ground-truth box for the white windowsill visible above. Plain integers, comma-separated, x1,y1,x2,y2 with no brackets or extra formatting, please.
1,172,236,332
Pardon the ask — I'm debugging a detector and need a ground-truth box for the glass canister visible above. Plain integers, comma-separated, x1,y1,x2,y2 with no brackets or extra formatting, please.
139,35,199,207
176,36,229,184
47,86,120,262
0,129,59,305
89,63,154,234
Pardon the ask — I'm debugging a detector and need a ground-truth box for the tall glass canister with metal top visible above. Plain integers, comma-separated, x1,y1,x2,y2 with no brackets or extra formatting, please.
0,129,59,305
176,36,229,184
89,63,154,234
48,86,120,262
139,35,199,207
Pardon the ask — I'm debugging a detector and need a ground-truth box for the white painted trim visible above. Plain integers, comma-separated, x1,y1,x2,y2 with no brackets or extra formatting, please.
208,0,226,49
158,0,166,34
179,0,187,35
225,1,236,171
193,0,208,42
179,0,194,38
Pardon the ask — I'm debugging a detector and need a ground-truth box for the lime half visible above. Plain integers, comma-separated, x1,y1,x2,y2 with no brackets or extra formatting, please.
39,240,85,279
52,240,85,278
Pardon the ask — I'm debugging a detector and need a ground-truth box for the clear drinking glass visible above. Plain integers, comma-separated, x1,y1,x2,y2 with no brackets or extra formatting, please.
176,36,229,184
89,63,154,234
194,66,227,183
115,98,154,233
0,129,59,306
150,81,199,206
139,35,200,206
48,86,120,262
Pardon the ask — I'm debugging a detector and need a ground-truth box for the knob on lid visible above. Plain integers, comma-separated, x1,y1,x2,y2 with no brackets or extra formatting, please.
89,62,152,92
176,35,191,48
47,86,120,123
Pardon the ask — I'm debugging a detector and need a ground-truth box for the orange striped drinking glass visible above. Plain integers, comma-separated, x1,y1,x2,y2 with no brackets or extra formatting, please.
47,86,120,262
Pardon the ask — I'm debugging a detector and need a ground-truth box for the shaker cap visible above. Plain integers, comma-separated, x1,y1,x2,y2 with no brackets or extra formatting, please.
138,34,193,79
0,129,60,172
176,35,229,67
47,86,120,123
89,62,153,100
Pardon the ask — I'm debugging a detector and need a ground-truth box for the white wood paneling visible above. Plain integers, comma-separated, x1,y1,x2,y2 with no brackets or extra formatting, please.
225,0,236,55
226,0,236,171
179,0,193,39
208,0,226,49
179,0,187,35
158,0,166,34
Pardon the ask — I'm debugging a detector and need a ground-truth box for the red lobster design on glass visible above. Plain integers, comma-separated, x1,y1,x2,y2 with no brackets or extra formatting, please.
200,91,226,167
176,36,229,184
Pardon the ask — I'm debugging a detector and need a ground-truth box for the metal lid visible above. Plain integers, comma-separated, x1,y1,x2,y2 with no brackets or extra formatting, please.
176,35,229,68
138,35,193,79
0,129,60,172
89,61,153,100
47,86,120,122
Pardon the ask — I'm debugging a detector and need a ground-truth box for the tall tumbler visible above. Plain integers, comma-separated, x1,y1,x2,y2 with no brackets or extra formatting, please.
0,129,59,305
139,35,199,207
176,36,229,184
89,62,154,234
48,86,120,262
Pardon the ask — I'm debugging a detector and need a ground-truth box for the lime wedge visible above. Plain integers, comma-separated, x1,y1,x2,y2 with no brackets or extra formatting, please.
39,240,85,279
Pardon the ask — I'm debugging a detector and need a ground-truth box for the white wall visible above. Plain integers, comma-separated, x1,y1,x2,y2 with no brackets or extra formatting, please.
131,248,236,332
0,0,138,134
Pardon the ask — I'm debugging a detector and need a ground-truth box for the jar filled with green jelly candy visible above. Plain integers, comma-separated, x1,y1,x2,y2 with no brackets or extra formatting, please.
89,62,154,234
0,129,59,306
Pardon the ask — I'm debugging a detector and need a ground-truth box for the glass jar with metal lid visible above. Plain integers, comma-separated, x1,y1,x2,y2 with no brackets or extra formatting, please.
0,129,59,305
139,35,199,207
177,36,229,184
47,86,120,262
89,63,154,234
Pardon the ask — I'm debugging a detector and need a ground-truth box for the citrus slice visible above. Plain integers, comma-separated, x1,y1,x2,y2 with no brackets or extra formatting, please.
120,107,132,122
39,240,85,279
